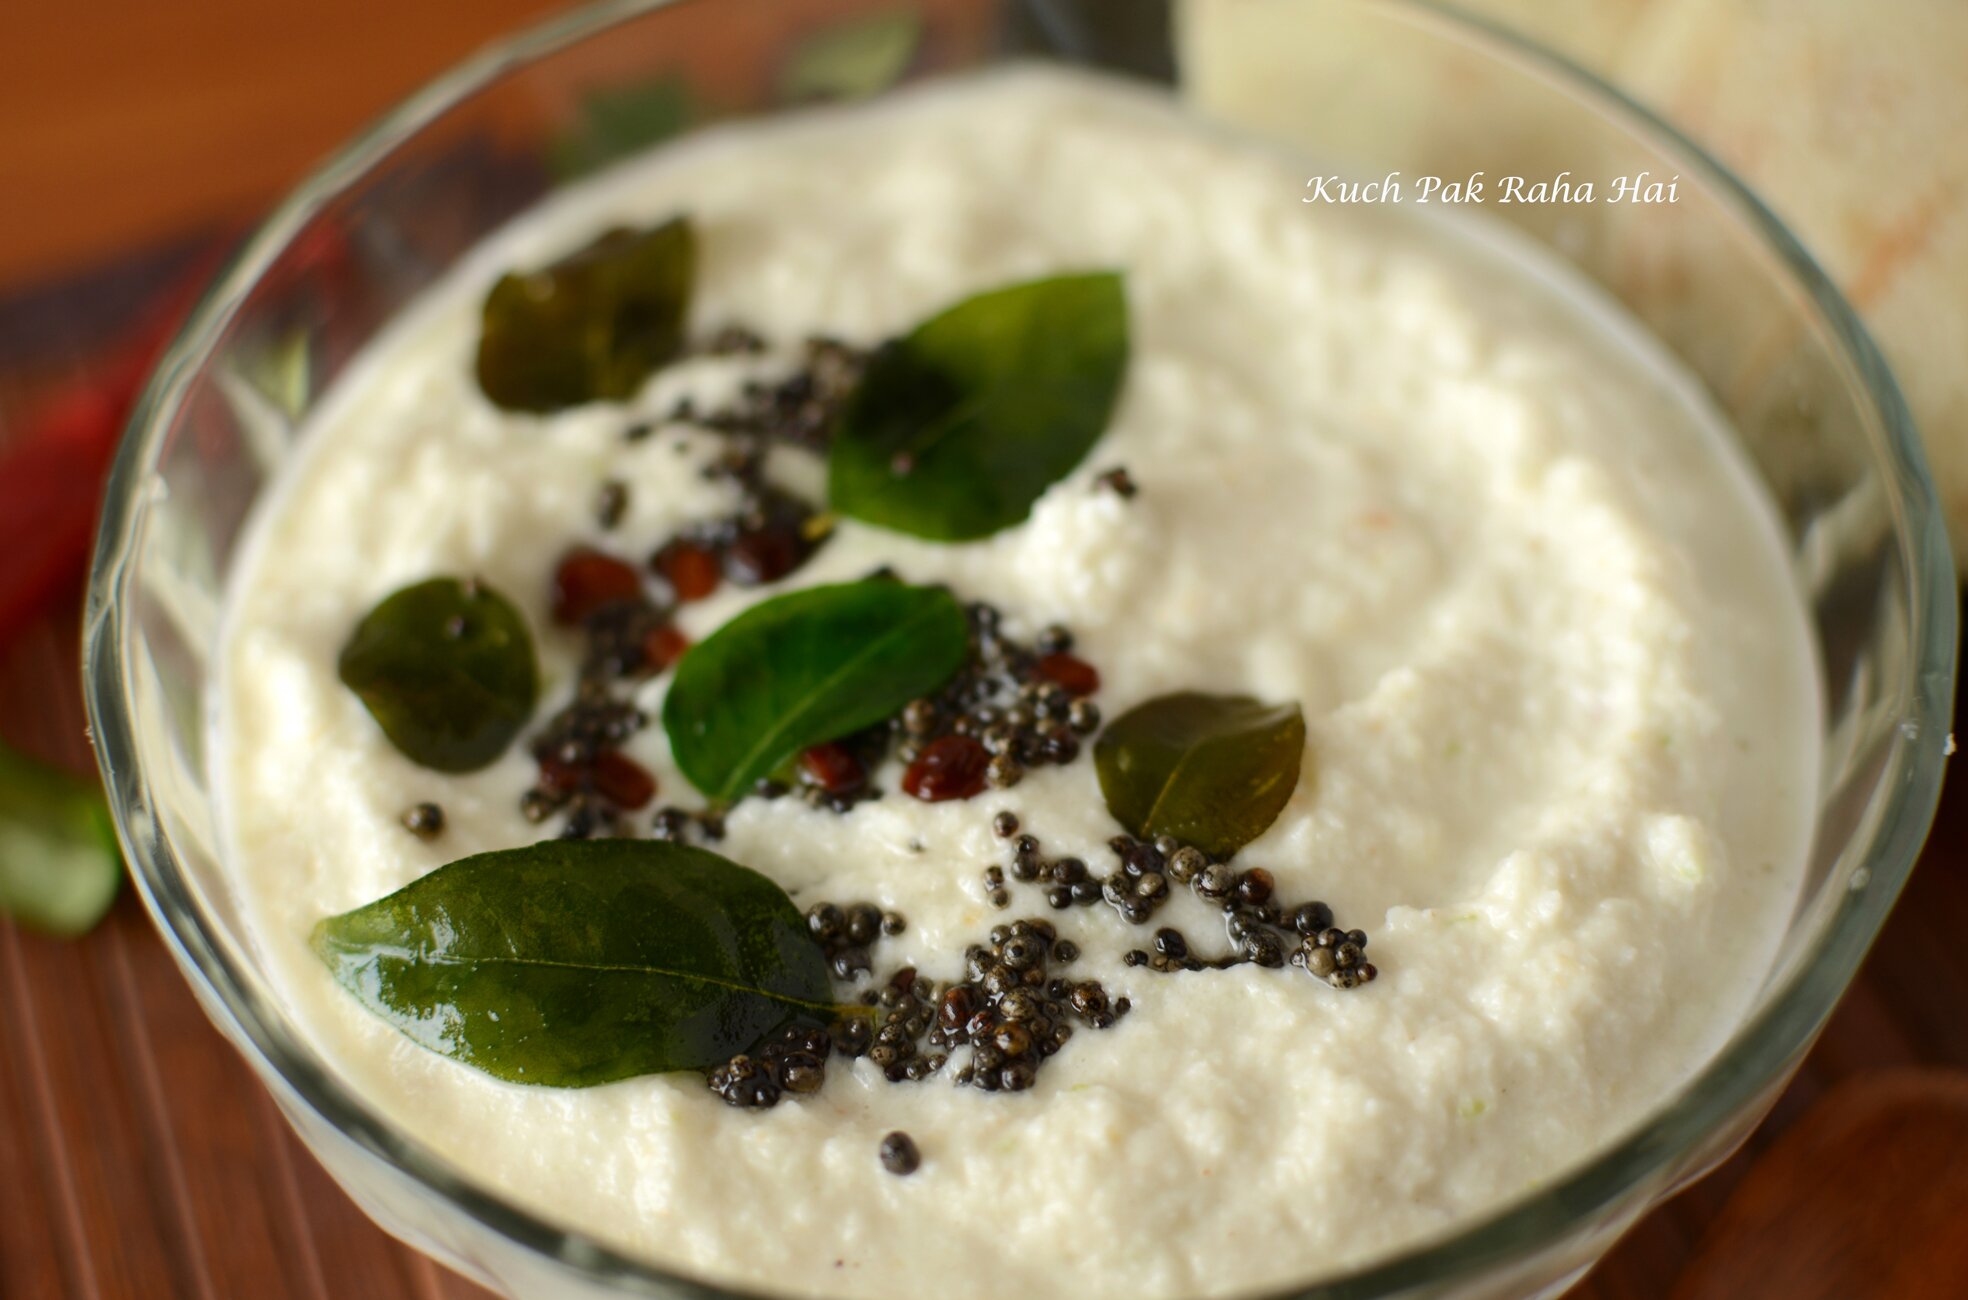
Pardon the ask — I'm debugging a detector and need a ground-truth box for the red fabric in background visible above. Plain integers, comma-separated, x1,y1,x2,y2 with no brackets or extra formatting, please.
0,266,208,647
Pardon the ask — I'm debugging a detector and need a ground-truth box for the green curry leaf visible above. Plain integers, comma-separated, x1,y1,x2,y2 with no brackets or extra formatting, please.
476,216,695,413
1094,692,1306,857
310,839,834,1087
552,78,694,180
662,580,968,801
828,272,1129,540
337,577,538,773
779,12,922,104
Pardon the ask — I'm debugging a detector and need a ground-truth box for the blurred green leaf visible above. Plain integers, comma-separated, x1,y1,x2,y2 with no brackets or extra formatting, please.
780,12,921,104
476,217,696,413
0,742,121,938
552,78,694,180
237,326,312,422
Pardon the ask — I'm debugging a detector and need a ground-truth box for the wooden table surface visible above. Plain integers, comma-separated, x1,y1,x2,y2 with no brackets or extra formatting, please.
3,3,1966,1297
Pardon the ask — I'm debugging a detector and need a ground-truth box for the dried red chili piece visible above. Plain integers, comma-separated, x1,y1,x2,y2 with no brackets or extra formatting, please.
536,755,585,797
551,548,642,625
639,624,690,673
799,742,866,795
591,749,657,809
724,523,807,586
901,735,990,802
1034,652,1100,697
653,540,721,602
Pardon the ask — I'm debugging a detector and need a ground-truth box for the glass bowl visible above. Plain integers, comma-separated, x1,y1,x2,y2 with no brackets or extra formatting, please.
83,1,1957,1296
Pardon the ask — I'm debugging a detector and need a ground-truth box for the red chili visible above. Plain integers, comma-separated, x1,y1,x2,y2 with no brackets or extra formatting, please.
640,624,690,673
653,540,721,603
724,524,806,586
939,986,975,1030
0,247,219,651
0,406,116,644
591,749,657,810
536,756,585,797
901,735,990,802
1034,652,1100,697
799,741,865,795
551,547,642,625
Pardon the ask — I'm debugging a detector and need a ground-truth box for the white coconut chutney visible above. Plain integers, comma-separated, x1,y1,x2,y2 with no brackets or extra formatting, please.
214,66,1819,1298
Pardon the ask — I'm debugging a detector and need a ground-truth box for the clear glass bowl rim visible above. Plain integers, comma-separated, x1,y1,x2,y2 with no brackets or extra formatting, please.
80,1,1958,1296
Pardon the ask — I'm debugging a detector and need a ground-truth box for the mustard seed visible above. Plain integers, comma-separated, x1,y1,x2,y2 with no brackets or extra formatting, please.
401,802,445,840
986,754,1023,788
1168,846,1207,884
879,1132,921,1175
1291,902,1335,935
846,903,882,946
1095,466,1138,498
995,1024,1033,1058
1196,863,1236,899
1000,935,1043,970
593,479,629,530
1233,868,1276,906
903,699,939,735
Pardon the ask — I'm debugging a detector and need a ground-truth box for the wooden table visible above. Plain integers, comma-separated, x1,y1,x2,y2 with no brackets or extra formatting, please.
4,3,1966,1296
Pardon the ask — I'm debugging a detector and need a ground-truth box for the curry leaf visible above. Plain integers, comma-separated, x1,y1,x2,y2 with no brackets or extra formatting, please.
828,273,1128,540
663,581,968,801
476,216,695,413
0,743,121,938
1094,692,1306,857
552,78,694,180
779,12,921,104
338,577,538,773
310,839,834,1087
